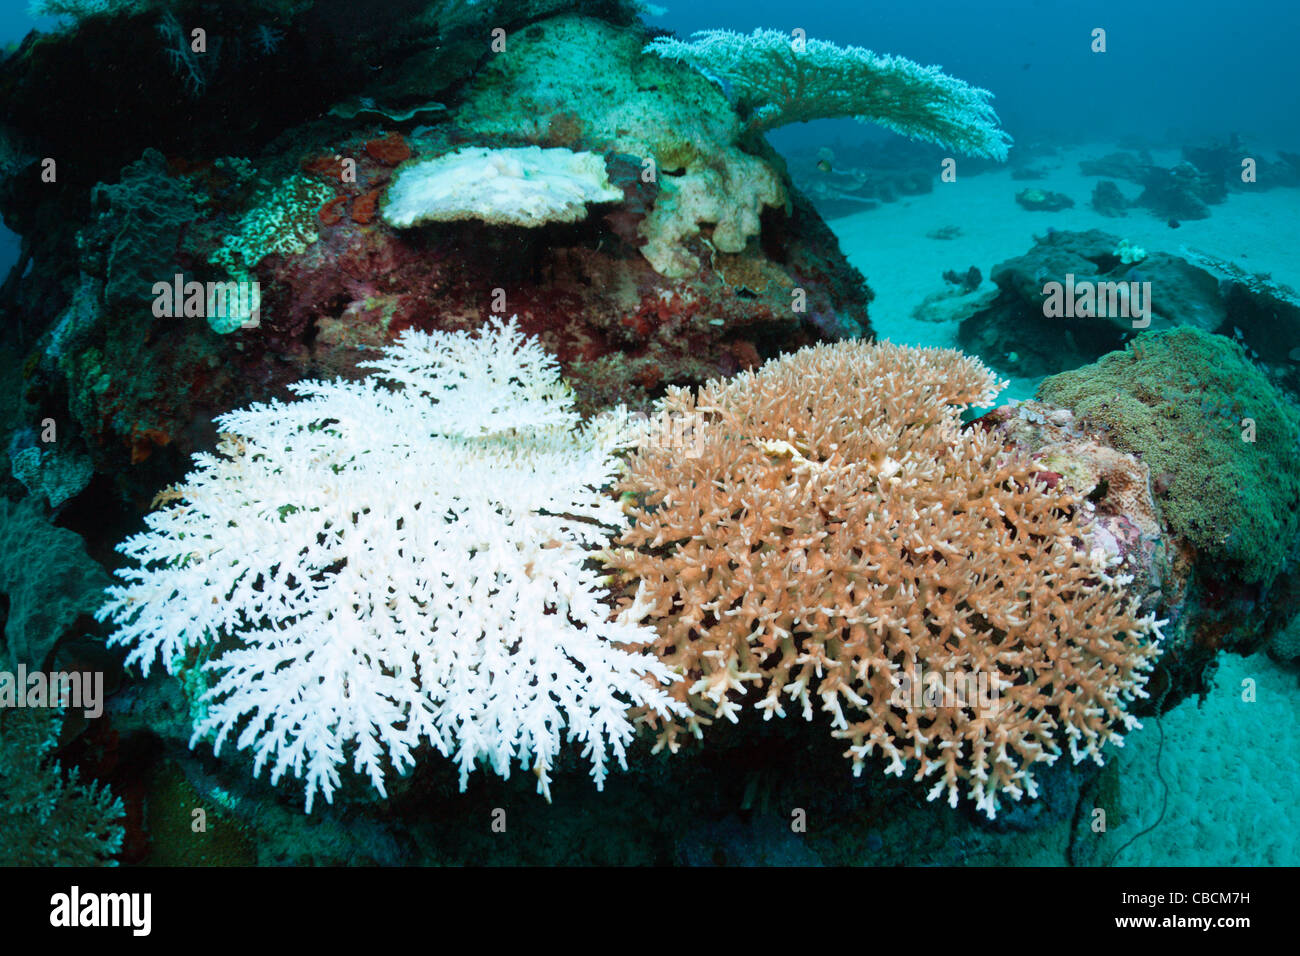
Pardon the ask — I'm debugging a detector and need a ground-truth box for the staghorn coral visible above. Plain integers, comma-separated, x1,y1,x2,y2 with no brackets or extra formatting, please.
606,339,1162,818
644,29,1011,160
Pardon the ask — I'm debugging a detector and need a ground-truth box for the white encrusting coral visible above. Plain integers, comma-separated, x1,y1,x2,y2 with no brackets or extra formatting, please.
97,316,685,811
381,145,624,228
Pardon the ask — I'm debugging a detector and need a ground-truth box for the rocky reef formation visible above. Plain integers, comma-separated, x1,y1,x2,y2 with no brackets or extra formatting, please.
956,228,1300,393
980,330,1300,703
1077,142,1300,224
1015,187,1074,212
89,327,1300,864
2,3,1295,868
0,0,880,864
1036,330,1300,681
2,5,872,511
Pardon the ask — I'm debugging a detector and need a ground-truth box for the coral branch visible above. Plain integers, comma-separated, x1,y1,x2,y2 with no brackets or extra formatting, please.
645,29,1012,160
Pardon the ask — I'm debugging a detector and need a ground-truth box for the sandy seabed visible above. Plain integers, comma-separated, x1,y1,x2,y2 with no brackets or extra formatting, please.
832,142,1300,401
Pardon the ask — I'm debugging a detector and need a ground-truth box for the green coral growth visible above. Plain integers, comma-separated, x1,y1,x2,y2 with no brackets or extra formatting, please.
0,707,125,866
210,173,334,274
207,173,334,333
1038,327,1300,584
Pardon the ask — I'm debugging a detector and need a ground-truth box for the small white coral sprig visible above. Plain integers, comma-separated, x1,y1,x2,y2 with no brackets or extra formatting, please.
645,29,1011,160
97,316,685,811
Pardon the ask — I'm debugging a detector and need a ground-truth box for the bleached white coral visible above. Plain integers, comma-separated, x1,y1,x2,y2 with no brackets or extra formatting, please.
97,317,685,811
645,29,1012,160
382,146,624,229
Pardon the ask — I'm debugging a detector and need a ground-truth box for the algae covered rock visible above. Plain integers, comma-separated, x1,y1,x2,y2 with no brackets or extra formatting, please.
958,229,1228,377
0,495,111,670
1038,327,1300,586
1014,188,1074,211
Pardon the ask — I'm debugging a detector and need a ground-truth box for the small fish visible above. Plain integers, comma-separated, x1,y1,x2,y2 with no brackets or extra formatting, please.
698,67,733,101
816,158,832,173
1167,218,1181,229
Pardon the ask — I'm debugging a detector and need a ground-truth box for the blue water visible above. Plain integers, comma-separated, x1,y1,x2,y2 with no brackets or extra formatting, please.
649,0,1300,151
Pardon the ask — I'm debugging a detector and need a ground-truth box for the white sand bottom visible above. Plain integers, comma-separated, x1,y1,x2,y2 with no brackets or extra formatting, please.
830,142,1300,401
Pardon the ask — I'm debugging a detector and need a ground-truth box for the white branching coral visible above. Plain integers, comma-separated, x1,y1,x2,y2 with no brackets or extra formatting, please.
97,317,685,811
645,29,1012,160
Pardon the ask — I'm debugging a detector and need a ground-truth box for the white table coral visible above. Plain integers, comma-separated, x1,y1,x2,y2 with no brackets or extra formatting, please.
97,316,685,811
646,28,1012,160
381,145,623,229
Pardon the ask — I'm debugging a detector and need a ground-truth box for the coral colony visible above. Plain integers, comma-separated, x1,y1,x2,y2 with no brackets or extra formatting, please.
604,340,1162,818
5,0,1299,868
99,319,686,811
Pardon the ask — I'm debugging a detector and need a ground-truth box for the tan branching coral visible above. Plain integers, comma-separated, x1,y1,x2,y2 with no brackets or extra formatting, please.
605,339,1163,818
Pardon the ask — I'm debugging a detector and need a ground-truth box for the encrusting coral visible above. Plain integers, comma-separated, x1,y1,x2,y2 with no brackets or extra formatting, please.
97,317,685,811
605,339,1163,818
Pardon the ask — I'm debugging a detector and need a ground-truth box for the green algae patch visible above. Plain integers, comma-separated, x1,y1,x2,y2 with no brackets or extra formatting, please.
142,762,256,866
1039,327,1300,584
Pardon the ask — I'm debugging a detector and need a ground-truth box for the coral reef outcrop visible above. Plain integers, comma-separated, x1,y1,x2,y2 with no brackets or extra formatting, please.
4,9,873,507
